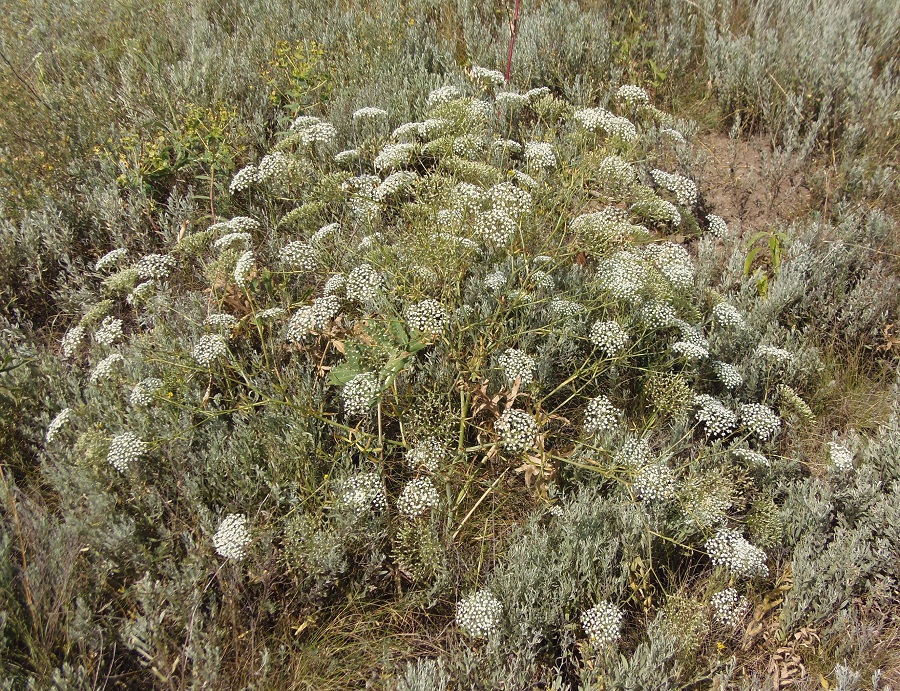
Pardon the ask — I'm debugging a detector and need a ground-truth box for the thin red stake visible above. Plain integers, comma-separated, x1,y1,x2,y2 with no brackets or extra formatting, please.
505,0,521,84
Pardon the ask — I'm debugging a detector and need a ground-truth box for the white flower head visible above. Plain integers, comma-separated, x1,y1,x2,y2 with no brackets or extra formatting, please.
396,477,440,518
107,432,147,474
581,601,624,648
457,590,503,639
213,513,251,560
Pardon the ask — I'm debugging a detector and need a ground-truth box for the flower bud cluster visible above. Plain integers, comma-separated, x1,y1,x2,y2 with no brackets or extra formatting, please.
581,601,624,648
397,477,440,518
107,432,147,474
705,528,769,578
342,372,380,417
405,299,449,335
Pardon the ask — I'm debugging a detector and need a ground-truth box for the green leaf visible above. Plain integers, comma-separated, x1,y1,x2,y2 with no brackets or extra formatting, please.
328,362,362,386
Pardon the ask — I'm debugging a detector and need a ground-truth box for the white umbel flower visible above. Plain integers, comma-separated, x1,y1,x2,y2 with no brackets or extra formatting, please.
342,372,380,417
107,432,147,474
583,395,622,436
498,348,536,386
90,353,124,384
62,325,86,358
233,250,255,289
94,316,123,347
590,320,629,357
405,299,449,335
337,472,387,515
352,106,387,121
616,84,649,106
707,214,728,238
705,528,768,578
739,403,781,441
279,241,317,271
495,409,538,453
827,441,853,472
711,588,750,627
633,464,677,502
713,302,745,329
136,254,175,280
46,408,73,443
95,248,128,272
213,513,251,561
346,264,382,304
130,377,164,406
581,601,624,648
192,334,228,367
396,477,440,518
406,438,446,472
457,590,503,639
713,361,744,389
524,141,556,169
694,394,737,437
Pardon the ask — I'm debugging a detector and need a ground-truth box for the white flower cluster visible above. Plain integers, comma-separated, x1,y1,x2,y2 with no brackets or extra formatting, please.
496,91,527,108
406,437,445,472
684,490,732,528
213,232,251,250
233,250,255,288
334,148,360,165
731,448,770,467
204,313,238,329
705,528,769,578
739,403,781,441
337,472,387,514
492,137,523,154
279,241,317,271
127,281,154,306
614,436,651,468
660,128,687,144
130,377,164,406
597,155,637,188
136,254,176,280
374,142,417,171
62,325,85,358
342,372,379,416
95,248,128,272
590,320,630,357
452,134,485,159
90,353,124,383
755,345,793,363
107,432,146,474
641,299,677,329
404,299,449,335
358,233,383,252
475,208,517,245
255,307,285,321
674,319,708,349
352,106,387,121
46,408,73,443
827,441,854,472
193,334,228,367
426,85,462,107
672,340,709,360
581,601,624,648
298,121,337,146
644,242,695,290
713,361,744,389
694,394,738,437
529,270,554,291
572,208,637,246
257,151,295,186
213,513,251,561
324,274,346,296
229,165,261,193
616,84,650,106
470,65,506,88
633,463,677,502
548,298,584,319
286,296,341,340
495,409,538,453
498,348,536,386
711,588,750,627
650,169,698,206
713,302,745,329
452,182,487,214
583,395,622,436
346,264,382,304
597,250,647,301
94,316,123,347
573,107,637,142
489,181,532,217
707,214,729,238
456,590,503,639
511,170,539,189
397,477,440,518
374,170,419,200
484,269,506,291
524,141,556,169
